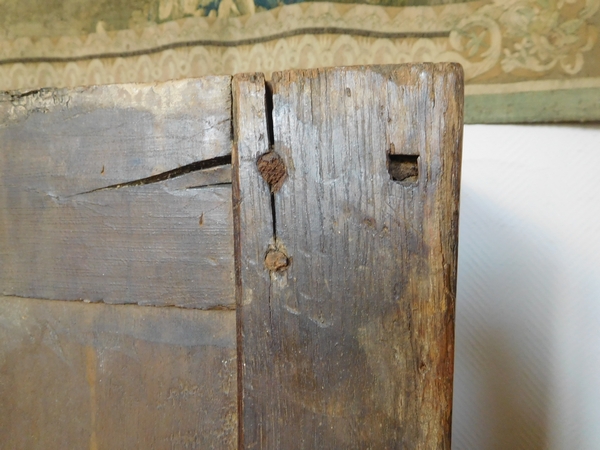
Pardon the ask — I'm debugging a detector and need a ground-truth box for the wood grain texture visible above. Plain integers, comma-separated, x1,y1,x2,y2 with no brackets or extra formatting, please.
0,77,235,308
0,295,237,449
235,64,463,449
0,76,232,195
231,72,274,449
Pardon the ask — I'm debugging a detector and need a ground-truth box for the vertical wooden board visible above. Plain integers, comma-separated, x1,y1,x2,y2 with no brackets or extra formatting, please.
0,77,235,308
0,295,237,449
236,64,463,449
231,73,274,448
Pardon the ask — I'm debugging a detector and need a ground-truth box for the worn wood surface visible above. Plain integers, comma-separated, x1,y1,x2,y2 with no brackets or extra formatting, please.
232,72,277,449
234,64,463,449
1,65,462,448
0,295,237,449
0,77,234,308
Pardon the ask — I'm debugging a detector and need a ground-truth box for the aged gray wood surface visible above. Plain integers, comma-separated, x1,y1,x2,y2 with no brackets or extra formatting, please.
234,64,463,449
0,77,234,308
0,65,462,449
0,295,237,449
232,72,277,449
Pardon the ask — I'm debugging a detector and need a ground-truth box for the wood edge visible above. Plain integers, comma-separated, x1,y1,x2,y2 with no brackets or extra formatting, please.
0,74,233,98
270,63,464,84
0,293,236,311
232,71,267,450
434,63,464,447
0,74,234,125
231,76,244,450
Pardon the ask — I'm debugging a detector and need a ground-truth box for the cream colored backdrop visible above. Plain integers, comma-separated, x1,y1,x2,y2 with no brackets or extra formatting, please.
455,124,600,450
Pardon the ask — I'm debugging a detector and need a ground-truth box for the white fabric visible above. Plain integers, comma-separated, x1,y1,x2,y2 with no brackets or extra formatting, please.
453,124,600,450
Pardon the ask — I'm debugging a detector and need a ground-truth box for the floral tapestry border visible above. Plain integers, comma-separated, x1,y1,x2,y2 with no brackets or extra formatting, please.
1,0,599,123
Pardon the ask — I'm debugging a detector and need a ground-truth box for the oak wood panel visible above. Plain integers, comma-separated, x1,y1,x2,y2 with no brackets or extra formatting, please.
235,64,463,449
0,77,235,308
0,295,237,449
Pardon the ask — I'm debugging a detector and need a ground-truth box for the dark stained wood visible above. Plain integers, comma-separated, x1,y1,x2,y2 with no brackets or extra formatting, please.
0,77,235,309
0,295,237,449
234,64,463,449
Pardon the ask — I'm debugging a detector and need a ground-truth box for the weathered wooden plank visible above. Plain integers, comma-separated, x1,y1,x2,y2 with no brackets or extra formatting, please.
235,64,463,448
232,72,275,449
0,181,233,308
0,295,237,449
0,77,235,308
0,76,232,195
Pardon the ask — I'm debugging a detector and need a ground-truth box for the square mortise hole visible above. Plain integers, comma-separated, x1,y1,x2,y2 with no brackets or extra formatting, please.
388,154,419,183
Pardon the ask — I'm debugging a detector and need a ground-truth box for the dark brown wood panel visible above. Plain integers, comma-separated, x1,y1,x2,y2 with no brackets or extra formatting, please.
235,64,463,449
0,295,237,449
0,77,235,308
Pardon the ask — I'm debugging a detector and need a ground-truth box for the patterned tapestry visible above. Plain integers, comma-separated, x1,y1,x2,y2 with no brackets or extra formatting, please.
1,0,599,122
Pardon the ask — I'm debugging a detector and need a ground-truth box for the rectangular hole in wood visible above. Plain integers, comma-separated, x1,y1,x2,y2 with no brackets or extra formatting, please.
388,154,419,183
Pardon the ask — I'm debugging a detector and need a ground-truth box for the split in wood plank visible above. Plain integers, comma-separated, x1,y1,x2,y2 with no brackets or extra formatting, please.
0,77,235,309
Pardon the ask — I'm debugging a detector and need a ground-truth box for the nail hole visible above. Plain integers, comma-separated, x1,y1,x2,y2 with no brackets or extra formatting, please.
388,154,419,183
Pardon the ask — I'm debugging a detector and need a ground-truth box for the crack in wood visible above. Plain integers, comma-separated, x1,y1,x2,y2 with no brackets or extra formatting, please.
258,81,285,242
186,181,232,190
0,293,235,310
265,81,275,149
68,154,232,197
6,88,44,99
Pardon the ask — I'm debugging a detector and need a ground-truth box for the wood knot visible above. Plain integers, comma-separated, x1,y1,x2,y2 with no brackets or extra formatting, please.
257,151,286,193
265,249,289,272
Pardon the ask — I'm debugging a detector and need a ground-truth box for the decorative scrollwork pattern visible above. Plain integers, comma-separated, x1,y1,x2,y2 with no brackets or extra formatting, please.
0,0,598,91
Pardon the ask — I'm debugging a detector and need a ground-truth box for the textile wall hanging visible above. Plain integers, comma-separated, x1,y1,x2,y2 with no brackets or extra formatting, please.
0,0,598,123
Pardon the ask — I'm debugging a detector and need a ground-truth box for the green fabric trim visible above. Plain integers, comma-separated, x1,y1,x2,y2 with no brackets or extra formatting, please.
465,88,600,124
